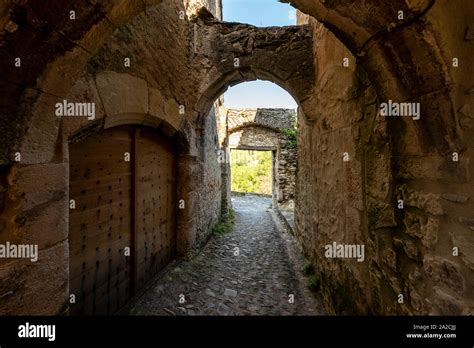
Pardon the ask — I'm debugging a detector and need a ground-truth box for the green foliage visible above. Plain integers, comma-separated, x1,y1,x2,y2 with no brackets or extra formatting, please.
307,275,321,292
280,127,297,149
302,259,319,292
280,111,297,149
230,150,272,195
211,209,236,236
302,261,314,275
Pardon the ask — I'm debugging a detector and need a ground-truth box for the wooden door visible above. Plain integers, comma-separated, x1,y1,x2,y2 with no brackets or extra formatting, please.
134,127,177,289
69,126,134,315
69,125,177,315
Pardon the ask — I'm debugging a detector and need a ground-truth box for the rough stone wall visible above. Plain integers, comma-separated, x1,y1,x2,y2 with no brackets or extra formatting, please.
391,0,474,315
295,0,474,315
277,134,297,209
0,0,225,315
196,105,222,247
295,19,371,314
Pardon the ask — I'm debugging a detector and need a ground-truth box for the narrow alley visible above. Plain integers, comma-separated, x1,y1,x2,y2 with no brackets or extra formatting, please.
1,0,473,320
124,194,321,316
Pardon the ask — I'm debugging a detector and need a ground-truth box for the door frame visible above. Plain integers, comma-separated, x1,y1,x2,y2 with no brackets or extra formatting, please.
66,114,197,313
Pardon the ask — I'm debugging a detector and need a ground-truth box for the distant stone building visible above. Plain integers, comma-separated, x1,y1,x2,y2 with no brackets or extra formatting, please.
222,108,297,209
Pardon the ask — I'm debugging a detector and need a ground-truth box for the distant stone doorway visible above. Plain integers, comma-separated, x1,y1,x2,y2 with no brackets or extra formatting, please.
230,149,274,202
225,108,297,210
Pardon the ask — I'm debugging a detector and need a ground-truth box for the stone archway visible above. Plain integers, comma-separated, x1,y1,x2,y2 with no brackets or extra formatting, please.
189,20,314,221
192,19,315,124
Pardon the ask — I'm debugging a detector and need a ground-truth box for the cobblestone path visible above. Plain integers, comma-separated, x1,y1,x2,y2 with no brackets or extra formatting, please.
123,194,322,316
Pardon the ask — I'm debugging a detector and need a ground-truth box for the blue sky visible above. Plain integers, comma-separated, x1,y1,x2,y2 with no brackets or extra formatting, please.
223,0,296,27
222,0,298,109
223,81,297,109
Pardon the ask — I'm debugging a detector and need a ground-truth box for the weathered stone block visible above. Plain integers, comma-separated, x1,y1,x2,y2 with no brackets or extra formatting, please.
404,212,439,247
441,193,469,203
0,241,68,315
394,236,419,260
7,163,68,249
368,200,396,229
20,198,68,249
459,103,472,118
366,153,390,201
62,75,106,139
458,216,474,230
408,286,423,312
419,217,439,247
11,163,68,211
176,217,197,257
148,87,166,118
401,185,444,216
449,231,474,271
96,71,148,117
384,248,397,271
18,92,63,165
423,256,465,294
431,286,468,315
163,99,185,131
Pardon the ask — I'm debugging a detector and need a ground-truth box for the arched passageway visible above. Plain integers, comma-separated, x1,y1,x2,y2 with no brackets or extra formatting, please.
0,0,473,317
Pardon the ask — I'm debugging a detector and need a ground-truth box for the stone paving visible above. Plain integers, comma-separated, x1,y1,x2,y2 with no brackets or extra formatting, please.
280,210,295,232
123,194,322,316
